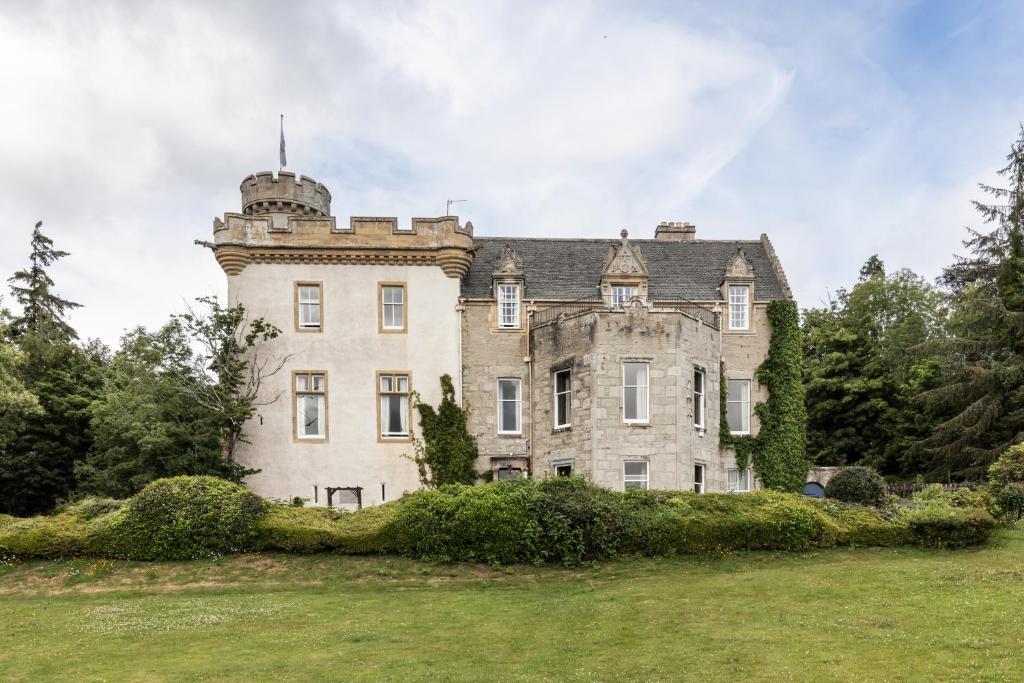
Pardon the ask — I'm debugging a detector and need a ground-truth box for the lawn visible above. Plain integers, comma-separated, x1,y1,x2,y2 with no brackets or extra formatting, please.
2,530,1023,682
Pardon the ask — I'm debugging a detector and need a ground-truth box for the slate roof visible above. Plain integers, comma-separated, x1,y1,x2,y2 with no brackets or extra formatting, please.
460,236,789,302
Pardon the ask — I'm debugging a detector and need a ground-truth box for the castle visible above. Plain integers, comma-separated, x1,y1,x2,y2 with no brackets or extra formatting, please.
203,171,793,506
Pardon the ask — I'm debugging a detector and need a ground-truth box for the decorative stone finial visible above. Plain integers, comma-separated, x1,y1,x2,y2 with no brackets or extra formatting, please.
620,229,629,239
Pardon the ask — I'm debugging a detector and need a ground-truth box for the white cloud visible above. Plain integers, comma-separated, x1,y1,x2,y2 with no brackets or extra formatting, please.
1,0,1020,343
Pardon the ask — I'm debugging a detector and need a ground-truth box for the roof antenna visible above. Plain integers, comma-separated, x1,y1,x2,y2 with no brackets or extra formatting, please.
446,199,467,216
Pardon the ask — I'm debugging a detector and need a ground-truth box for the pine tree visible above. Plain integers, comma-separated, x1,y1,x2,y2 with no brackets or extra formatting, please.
8,221,81,340
914,127,1024,478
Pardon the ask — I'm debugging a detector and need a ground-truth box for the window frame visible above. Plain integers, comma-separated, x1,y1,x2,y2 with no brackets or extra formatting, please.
694,464,705,494
623,461,650,490
376,371,412,442
378,282,408,334
293,370,328,442
726,379,751,435
497,283,522,329
497,378,523,435
293,282,323,333
611,284,639,308
693,368,706,429
727,467,752,493
554,462,573,477
553,368,572,429
728,285,750,331
622,361,650,424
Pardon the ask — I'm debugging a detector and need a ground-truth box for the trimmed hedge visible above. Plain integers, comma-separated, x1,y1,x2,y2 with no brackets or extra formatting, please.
825,466,887,506
100,476,267,560
0,476,997,563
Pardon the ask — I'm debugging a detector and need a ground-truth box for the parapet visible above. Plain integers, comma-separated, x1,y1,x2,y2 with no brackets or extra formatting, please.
240,171,332,217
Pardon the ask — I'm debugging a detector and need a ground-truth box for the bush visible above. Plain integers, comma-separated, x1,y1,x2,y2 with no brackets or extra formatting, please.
254,506,349,553
61,497,125,520
820,500,910,547
905,506,996,548
994,483,1024,522
0,513,105,558
101,476,267,560
825,467,886,507
912,484,990,511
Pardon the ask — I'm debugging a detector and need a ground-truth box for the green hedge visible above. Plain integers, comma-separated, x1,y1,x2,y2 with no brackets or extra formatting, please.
100,476,267,561
0,476,997,563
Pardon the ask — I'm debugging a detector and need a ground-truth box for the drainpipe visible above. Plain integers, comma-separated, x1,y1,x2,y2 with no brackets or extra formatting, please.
526,300,536,477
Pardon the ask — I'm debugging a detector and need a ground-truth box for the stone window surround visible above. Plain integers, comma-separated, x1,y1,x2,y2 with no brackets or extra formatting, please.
378,281,408,334
727,284,750,331
292,369,328,443
623,460,650,490
496,377,523,435
552,367,572,431
621,357,652,426
727,466,752,493
293,281,323,333
495,281,522,330
376,370,413,443
692,366,707,431
726,377,752,436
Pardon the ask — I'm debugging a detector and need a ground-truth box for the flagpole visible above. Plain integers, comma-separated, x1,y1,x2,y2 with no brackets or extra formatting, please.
279,114,286,172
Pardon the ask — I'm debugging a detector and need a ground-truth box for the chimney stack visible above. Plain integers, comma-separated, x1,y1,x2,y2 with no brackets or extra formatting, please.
655,221,696,242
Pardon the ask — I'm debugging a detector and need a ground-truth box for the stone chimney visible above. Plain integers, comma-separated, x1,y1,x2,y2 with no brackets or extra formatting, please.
655,221,696,241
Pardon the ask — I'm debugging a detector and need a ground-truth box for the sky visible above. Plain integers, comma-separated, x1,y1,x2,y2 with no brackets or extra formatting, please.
1,0,1022,345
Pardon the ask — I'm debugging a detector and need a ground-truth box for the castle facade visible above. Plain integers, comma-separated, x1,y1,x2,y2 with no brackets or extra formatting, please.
204,171,793,506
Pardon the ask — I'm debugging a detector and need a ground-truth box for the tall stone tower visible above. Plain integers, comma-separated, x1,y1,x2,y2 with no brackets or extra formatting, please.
206,170,473,506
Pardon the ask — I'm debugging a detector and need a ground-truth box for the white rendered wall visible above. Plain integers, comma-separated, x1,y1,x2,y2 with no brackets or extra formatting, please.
228,263,462,506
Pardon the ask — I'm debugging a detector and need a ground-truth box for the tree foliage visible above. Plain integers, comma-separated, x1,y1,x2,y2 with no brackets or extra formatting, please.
79,322,253,498
172,297,287,463
802,258,946,473
411,374,479,487
7,222,81,341
913,127,1024,477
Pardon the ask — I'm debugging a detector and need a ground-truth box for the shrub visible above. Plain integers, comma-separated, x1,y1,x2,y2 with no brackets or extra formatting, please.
0,514,98,558
820,500,910,547
254,506,349,553
912,484,990,511
994,483,1024,522
825,467,886,507
61,497,125,520
391,482,541,564
101,476,267,560
905,506,996,548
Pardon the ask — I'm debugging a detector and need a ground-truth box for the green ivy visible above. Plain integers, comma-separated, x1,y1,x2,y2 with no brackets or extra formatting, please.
410,374,480,487
721,300,809,492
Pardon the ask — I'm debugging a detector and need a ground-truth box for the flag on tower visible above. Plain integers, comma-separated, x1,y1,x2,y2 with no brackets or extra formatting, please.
279,114,287,169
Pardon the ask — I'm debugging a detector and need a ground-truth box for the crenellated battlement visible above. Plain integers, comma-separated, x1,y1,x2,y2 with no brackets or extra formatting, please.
240,171,332,217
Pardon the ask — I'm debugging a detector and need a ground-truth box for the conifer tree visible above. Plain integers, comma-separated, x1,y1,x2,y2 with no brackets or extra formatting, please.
915,127,1024,478
8,221,81,340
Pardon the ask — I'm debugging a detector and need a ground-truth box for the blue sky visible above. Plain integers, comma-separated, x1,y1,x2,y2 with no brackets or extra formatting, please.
0,0,1022,342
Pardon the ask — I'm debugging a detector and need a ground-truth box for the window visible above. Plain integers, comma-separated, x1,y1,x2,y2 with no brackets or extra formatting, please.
694,464,705,493
496,467,523,480
693,368,705,429
379,283,406,332
611,284,638,308
624,461,649,490
622,362,649,423
555,463,573,477
728,285,749,330
378,373,410,439
296,283,322,331
294,372,326,439
497,378,522,434
498,283,521,328
728,467,752,493
553,369,571,428
726,379,750,434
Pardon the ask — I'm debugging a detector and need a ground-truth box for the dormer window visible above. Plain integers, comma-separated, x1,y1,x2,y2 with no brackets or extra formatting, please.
498,283,521,328
728,285,749,330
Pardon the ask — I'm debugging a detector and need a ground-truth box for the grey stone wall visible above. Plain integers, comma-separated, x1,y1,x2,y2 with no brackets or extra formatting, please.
461,302,530,473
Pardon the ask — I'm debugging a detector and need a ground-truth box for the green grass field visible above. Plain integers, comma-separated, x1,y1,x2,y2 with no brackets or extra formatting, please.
2,529,1023,682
